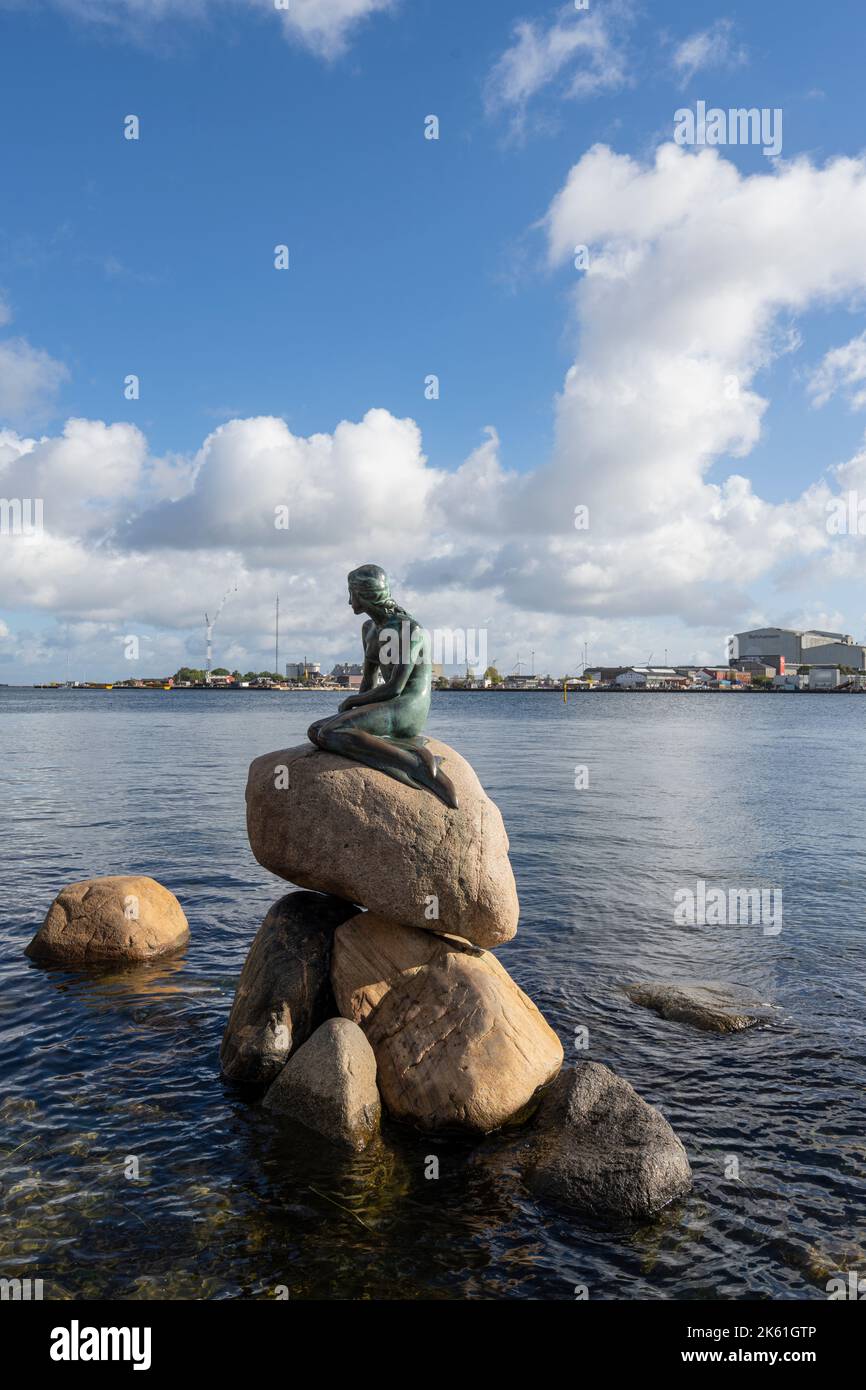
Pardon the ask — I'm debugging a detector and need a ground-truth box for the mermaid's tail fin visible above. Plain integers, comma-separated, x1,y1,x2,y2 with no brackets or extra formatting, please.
384,740,459,808
430,755,459,809
312,728,459,809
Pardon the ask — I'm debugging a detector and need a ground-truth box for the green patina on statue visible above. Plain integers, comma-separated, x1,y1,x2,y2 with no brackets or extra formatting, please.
307,565,458,809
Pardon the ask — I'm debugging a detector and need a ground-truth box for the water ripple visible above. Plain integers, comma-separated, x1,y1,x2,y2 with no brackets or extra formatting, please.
0,688,863,1299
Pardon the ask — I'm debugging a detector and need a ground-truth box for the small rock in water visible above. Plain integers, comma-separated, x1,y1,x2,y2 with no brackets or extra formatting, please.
26,875,189,964
245,739,519,949
262,1017,381,1151
624,980,774,1033
519,1062,692,1220
331,913,563,1134
220,891,358,1084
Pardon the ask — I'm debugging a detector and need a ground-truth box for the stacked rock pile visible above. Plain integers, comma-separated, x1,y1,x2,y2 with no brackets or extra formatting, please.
221,737,692,1216
222,738,563,1137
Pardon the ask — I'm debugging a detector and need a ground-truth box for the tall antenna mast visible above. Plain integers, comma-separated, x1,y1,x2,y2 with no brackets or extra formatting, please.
275,594,280,677
205,614,212,683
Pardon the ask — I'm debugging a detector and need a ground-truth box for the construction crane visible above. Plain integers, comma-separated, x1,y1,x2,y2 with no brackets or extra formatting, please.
204,582,238,682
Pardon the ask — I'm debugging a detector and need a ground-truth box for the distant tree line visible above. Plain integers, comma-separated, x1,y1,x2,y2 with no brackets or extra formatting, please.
173,667,283,683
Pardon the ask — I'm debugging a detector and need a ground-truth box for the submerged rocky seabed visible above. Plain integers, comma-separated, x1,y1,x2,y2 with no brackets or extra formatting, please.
1,689,864,1299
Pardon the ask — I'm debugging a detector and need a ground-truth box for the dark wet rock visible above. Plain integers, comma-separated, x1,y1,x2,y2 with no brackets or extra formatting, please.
220,891,357,1084
262,1018,381,1151
624,980,774,1033
516,1062,692,1220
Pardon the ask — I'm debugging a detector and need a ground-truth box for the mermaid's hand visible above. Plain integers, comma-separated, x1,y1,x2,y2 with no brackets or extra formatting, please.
338,695,358,713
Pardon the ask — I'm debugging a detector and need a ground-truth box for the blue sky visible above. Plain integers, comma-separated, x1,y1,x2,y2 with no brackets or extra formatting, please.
3,0,866,680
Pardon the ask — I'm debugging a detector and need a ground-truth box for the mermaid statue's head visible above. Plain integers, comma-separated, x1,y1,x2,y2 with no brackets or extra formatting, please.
347,564,394,615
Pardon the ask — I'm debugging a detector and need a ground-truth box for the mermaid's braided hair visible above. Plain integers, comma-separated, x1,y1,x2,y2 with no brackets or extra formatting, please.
347,565,409,619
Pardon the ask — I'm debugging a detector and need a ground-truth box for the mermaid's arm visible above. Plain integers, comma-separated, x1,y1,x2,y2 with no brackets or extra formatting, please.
338,621,382,710
357,619,379,693
342,660,412,708
343,620,423,709
358,658,379,694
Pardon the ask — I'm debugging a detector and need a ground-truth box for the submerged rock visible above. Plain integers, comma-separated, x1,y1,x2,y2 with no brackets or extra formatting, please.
26,875,189,964
263,1018,381,1151
519,1062,692,1219
624,980,774,1033
245,739,518,949
220,891,357,1084
331,912,563,1134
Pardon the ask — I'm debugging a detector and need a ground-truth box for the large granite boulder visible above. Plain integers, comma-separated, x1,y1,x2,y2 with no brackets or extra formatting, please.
26,875,189,964
625,980,774,1034
331,912,563,1134
245,740,518,949
262,1017,381,1151
518,1062,692,1219
220,891,357,1084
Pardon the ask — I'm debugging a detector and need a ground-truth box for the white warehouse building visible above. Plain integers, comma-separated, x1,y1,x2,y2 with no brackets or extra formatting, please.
734,627,866,670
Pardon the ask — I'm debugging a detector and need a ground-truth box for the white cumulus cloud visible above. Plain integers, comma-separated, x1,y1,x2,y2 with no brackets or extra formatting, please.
0,337,69,428
275,0,396,59
485,0,633,138
808,330,866,411
7,145,866,676
671,17,748,85
3,0,397,58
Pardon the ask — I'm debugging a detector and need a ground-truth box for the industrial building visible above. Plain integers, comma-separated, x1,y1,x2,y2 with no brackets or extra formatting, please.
734,627,866,670
584,667,629,684
285,660,321,682
807,666,843,690
614,667,689,689
731,657,777,679
330,662,364,689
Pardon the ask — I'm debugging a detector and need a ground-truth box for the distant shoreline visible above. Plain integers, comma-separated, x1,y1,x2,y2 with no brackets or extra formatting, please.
16,684,866,696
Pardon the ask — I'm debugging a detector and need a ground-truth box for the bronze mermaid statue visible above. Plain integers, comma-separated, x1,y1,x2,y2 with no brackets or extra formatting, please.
307,565,458,809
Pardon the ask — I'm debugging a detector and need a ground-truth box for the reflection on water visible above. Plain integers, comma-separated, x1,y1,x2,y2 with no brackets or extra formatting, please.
1,688,864,1299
